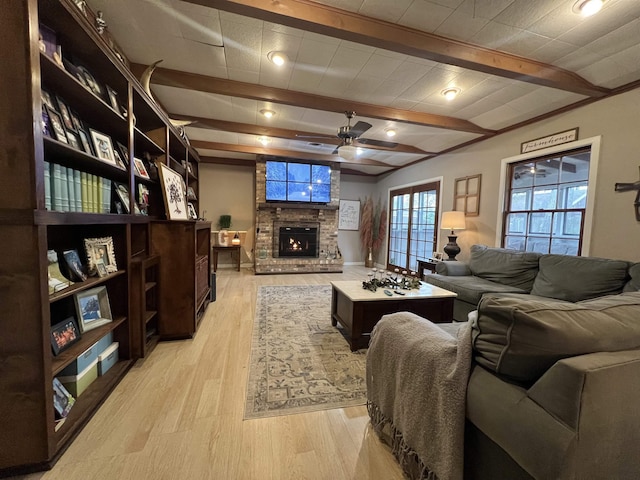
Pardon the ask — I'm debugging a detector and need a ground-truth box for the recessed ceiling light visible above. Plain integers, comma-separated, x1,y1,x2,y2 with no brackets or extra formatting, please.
573,0,603,16
267,51,288,66
385,128,397,138
260,109,276,118
442,88,460,101
258,136,271,146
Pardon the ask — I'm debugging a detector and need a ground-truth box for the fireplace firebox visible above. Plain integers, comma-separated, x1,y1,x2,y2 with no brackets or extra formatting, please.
278,226,319,257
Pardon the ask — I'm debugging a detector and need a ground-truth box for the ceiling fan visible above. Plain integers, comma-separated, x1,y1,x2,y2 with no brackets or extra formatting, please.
297,111,398,155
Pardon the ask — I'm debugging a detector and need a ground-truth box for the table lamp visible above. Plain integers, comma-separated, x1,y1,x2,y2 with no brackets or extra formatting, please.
441,211,466,260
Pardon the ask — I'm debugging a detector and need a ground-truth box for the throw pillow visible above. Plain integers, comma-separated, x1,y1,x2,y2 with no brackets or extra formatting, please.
624,263,640,292
531,254,630,301
471,292,640,384
468,244,540,290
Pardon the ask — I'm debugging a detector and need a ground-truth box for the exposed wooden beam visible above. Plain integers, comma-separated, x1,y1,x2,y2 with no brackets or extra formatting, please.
183,0,610,98
173,114,434,155
200,156,256,167
190,140,396,167
130,63,493,135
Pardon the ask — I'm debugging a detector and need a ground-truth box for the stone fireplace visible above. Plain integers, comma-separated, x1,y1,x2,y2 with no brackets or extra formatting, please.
254,161,344,274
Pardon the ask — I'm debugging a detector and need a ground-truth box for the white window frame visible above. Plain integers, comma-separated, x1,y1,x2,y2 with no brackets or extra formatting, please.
495,136,601,256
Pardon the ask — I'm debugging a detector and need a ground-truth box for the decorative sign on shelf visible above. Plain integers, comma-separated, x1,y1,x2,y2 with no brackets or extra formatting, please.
338,199,360,230
521,128,579,154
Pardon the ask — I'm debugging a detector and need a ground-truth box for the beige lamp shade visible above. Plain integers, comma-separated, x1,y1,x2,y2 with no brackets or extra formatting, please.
441,211,466,232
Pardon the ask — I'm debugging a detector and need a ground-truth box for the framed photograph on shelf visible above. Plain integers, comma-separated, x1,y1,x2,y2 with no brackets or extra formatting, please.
55,95,75,131
95,259,108,278
133,158,150,179
113,149,126,170
45,106,68,144
41,89,56,110
78,65,103,98
66,130,82,151
187,202,198,220
89,129,117,166
116,142,130,166
84,236,117,274
74,286,113,333
105,85,119,112
50,316,81,356
158,163,189,220
114,183,141,214
78,129,93,155
53,378,75,418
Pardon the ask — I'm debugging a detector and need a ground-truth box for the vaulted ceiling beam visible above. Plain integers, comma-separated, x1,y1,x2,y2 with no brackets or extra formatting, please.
190,140,395,167
130,64,493,135
182,0,609,98
175,115,434,154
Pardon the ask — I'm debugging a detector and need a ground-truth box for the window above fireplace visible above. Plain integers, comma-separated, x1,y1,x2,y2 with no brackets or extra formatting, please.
265,160,331,204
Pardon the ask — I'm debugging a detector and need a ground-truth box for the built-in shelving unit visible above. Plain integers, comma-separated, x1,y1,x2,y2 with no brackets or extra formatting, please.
0,0,209,475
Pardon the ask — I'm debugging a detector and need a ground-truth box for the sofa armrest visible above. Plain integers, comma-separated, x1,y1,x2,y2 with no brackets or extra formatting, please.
435,261,471,276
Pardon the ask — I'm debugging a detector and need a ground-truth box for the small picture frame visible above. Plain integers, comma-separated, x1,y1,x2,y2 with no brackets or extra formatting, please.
53,378,75,418
89,129,117,166
187,202,198,220
95,259,108,278
50,316,82,356
66,130,82,151
113,148,126,170
70,110,83,132
187,186,197,201
42,107,51,137
133,157,150,179
114,183,141,214
78,65,103,98
105,85,119,112
84,236,117,274
78,129,93,155
158,163,189,220
61,249,87,282
74,286,113,333
55,95,75,131
116,142,130,166
45,106,68,144
41,89,56,110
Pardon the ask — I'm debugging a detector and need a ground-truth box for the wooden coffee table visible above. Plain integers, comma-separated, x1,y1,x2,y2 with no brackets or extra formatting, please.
330,280,457,351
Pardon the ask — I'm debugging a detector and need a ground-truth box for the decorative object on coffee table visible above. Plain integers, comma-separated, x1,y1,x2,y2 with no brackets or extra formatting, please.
441,211,466,260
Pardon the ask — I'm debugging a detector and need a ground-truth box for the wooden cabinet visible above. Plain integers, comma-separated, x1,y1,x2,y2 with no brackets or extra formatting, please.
0,0,206,474
150,221,212,339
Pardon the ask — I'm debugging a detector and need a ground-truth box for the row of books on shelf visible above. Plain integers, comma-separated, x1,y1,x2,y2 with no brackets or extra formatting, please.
44,162,150,214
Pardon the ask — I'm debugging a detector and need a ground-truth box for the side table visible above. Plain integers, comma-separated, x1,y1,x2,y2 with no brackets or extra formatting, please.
212,245,241,272
417,258,440,280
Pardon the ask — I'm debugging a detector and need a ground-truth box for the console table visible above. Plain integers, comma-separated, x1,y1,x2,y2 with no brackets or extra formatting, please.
212,245,241,272
330,281,456,351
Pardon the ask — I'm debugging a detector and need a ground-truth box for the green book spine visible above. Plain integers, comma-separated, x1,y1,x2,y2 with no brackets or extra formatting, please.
67,168,76,212
97,177,103,213
81,172,89,212
44,161,51,210
59,166,69,212
91,175,98,213
74,169,82,212
52,163,63,211
87,174,94,212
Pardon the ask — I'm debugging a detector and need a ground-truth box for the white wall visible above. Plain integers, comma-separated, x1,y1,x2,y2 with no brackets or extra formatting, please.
338,174,377,263
374,88,640,263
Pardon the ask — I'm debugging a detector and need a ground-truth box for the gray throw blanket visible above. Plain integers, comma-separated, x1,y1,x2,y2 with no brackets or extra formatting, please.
367,312,472,480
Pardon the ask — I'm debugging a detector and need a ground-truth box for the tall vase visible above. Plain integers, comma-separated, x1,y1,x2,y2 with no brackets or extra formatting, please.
364,247,374,268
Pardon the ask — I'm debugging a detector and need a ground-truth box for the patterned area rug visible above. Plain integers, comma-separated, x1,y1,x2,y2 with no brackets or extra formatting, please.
244,285,367,419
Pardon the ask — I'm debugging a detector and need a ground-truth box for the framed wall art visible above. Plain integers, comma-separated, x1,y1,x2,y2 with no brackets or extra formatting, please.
338,199,360,230
453,174,481,217
73,286,112,333
158,162,188,220
84,236,117,274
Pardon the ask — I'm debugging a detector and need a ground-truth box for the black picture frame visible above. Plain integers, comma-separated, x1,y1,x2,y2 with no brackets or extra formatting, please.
66,130,82,151
78,129,93,155
106,85,119,112
61,249,87,281
70,110,83,132
55,95,75,131
116,141,130,166
41,88,56,110
50,316,82,356
45,105,68,144
53,378,75,418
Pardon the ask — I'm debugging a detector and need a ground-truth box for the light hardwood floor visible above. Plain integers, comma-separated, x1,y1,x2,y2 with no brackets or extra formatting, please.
18,265,404,480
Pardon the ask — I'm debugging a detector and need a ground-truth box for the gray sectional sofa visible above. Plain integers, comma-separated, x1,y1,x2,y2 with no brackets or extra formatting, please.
421,245,640,479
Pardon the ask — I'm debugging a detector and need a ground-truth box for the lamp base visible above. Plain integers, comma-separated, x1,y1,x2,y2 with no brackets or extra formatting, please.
443,234,461,261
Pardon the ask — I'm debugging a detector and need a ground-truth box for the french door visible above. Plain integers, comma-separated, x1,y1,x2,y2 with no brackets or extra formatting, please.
387,181,440,273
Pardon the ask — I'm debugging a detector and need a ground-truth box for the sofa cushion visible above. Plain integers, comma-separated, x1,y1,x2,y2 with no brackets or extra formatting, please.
425,273,529,306
468,245,541,290
531,254,630,301
624,263,640,292
471,292,640,383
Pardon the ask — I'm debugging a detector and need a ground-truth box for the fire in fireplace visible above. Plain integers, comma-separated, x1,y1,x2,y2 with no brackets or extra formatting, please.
278,226,319,257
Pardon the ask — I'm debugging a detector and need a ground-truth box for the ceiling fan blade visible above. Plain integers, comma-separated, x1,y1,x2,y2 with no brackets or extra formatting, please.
295,133,335,139
349,121,372,137
357,138,398,148
332,146,340,155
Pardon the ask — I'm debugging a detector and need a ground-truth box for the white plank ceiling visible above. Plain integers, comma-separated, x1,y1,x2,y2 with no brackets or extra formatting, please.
89,0,640,174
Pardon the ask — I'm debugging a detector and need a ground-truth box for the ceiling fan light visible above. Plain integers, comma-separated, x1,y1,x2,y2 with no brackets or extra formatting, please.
338,144,357,161
573,0,603,16
267,51,288,66
260,109,276,118
442,88,460,101
385,128,397,137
